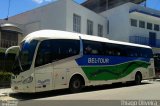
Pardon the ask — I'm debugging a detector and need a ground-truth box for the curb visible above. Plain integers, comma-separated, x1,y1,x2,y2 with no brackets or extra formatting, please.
0,88,12,96
0,83,10,89
155,79,160,81
0,93,7,97
0,82,10,88
0,86,10,89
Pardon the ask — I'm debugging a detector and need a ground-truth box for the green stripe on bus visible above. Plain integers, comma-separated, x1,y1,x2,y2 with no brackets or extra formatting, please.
81,61,150,80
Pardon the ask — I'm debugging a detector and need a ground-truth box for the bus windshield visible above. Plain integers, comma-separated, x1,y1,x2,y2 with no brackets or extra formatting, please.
19,40,38,72
12,40,38,74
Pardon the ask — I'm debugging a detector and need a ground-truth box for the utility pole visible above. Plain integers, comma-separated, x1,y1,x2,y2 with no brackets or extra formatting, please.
5,0,11,20
106,0,108,10
144,0,147,8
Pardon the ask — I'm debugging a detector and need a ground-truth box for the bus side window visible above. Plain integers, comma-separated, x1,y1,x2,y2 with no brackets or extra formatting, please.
103,43,121,56
35,52,43,67
144,48,153,58
83,40,103,55
127,46,135,57
35,40,52,67
85,45,92,55
44,52,52,64
52,39,80,62
103,43,111,56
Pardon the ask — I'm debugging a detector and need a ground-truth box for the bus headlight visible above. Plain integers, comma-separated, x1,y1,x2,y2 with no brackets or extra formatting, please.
23,76,33,84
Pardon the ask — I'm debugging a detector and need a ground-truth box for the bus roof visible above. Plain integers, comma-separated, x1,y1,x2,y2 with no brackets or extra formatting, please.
23,30,151,49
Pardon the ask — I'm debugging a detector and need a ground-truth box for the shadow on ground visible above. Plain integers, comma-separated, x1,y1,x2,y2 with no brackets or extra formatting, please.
9,82,151,101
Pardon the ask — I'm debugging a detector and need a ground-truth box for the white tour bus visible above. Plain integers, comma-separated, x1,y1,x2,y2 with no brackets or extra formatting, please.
6,30,155,93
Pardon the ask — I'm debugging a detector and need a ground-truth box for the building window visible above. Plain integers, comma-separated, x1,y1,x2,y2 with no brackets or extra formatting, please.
149,32,156,47
1,30,18,48
73,14,81,33
154,24,159,31
107,20,109,34
139,20,145,28
87,20,93,35
130,19,137,27
147,23,152,30
98,24,103,37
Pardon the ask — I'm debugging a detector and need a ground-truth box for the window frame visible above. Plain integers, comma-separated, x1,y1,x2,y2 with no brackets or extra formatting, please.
98,24,103,37
139,20,145,28
87,19,93,35
147,22,153,30
154,24,159,31
73,14,81,33
130,19,137,27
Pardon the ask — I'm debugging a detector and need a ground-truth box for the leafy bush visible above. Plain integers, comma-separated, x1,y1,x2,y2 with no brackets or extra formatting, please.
0,72,12,83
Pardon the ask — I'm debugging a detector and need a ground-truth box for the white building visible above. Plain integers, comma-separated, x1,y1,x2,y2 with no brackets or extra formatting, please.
100,3,160,53
0,0,160,53
0,0,107,49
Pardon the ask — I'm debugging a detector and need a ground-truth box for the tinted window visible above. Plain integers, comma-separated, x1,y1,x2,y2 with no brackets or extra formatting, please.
83,40,153,58
147,23,152,30
131,19,137,27
52,39,80,61
127,46,153,58
154,24,159,31
142,48,153,58
139,20,145,28
35,39,80,67
35,40,52,67
83,40,103,55
103,43,152,58
103,43,122,56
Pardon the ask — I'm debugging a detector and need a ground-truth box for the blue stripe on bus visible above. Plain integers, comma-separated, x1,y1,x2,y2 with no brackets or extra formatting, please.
76,55,150,66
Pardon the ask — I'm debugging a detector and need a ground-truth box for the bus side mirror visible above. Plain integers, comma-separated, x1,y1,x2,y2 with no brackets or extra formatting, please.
5,46,20,72
5,46,20,57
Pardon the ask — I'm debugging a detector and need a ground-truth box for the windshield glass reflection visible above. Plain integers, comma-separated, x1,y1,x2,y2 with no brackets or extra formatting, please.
12,40,38,74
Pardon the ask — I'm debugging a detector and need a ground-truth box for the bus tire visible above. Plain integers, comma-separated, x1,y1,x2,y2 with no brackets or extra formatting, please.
134,72,142,85
69,76,84,93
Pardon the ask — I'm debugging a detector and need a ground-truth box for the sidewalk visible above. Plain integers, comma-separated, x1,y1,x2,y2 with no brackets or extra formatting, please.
155,79,160,81
143,78,160,82
0,88,12,97
0,79,159,97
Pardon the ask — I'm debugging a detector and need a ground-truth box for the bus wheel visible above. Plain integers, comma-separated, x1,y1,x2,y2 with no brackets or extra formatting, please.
134,72,142,85
69,76,83,93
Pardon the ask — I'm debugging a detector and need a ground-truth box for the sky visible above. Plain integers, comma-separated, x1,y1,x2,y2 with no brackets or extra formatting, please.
0,0,160,19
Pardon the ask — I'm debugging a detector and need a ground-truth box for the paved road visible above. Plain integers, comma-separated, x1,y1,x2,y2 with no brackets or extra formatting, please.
0,80,160,106
37,80,160,100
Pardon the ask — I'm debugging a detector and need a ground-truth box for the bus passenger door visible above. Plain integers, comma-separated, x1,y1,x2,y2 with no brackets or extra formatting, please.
34,40,53,92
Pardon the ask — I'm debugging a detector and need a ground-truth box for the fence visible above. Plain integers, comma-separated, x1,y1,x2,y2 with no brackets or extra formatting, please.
129,36,160,48
0,39,17,48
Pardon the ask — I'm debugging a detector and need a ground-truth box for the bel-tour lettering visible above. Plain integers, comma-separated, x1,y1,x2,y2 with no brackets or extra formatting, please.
88,58,109,64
